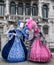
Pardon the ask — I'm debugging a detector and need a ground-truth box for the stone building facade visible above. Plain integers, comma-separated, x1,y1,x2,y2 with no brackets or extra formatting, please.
0,0,54,55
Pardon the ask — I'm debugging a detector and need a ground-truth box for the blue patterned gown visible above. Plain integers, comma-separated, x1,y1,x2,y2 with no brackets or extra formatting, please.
2,28,28,62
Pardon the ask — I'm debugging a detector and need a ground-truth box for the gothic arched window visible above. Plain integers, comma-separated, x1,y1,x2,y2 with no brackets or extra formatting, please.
17,2,23,15
43,25,49,34
0,1,4,16
25,3,31,15
32,4,38,16
42,4,48,18
10,2,16,15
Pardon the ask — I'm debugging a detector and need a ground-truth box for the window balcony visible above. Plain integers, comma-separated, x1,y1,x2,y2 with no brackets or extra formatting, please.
8,15,24,22
8,14,39,23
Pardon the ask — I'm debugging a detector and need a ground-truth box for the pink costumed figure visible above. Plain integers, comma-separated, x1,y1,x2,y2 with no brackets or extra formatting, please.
27,19,52,62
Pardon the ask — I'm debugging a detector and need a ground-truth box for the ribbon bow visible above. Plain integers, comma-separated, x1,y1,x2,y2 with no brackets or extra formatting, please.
7,30,16,40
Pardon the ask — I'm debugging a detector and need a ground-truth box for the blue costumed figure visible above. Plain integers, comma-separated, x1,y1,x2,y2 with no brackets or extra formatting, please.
2,21,29,62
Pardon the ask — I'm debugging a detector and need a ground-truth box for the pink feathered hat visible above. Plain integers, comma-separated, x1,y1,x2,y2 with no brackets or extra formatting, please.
26,18,37,30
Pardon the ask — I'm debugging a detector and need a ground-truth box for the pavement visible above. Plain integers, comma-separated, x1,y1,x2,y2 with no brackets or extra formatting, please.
0,55,54,65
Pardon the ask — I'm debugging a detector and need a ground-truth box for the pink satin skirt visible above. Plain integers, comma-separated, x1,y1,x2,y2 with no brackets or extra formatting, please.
29,38,52,62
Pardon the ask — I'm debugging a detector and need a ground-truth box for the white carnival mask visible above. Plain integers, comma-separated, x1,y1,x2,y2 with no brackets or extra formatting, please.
20,22,24,28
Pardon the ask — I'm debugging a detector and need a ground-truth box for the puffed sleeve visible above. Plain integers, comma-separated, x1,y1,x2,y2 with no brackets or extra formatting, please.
7,30,16,40
22,26,29,39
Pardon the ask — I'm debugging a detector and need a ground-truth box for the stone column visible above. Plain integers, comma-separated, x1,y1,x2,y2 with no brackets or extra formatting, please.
3,24,8,34
38,2,43,18
48,2,54,42
48,21,53,42
31,1,33,16
15,1,18,15
48,4,53,18
5,0,10,16
23,2,25,22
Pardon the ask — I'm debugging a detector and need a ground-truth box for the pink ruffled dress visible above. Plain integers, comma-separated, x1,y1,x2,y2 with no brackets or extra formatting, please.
29,28,52,62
